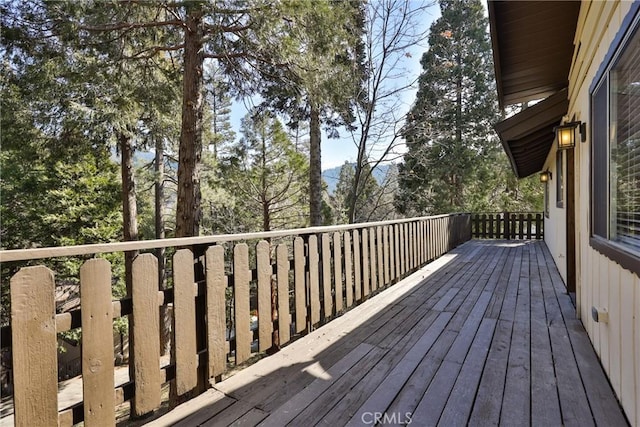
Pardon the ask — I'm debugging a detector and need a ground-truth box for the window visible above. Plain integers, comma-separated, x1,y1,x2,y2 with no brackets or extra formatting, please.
556,151,564,208
544,182,550,218
591,10,640,274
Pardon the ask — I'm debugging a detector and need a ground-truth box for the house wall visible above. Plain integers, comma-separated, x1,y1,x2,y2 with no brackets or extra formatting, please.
542,1,640,424
543,144,568,284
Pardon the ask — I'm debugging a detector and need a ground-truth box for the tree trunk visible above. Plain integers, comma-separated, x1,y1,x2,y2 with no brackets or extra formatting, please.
348,148,366,224
175,5,205,238
120,132,139,285
172,4,208,405
309,102,322,226
155,137,171,357
261,133,270,232
119,131,139,413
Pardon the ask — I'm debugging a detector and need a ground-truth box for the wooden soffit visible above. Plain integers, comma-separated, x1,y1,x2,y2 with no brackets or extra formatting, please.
488,1,580,108
495,89,569,178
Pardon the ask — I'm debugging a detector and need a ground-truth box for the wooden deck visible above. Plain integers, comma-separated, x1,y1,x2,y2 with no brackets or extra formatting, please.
148,240,628,427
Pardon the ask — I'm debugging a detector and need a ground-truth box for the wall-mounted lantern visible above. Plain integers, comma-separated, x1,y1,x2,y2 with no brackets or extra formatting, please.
539,170,552,183
554,121,586,150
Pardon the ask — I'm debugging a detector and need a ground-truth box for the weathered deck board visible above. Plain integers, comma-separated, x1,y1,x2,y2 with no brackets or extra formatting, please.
150,240,628,427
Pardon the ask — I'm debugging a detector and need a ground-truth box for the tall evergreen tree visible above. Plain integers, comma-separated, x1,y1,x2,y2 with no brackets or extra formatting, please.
396,0,501,215
260,0,367,226
221,110,309,232
204,62,236,160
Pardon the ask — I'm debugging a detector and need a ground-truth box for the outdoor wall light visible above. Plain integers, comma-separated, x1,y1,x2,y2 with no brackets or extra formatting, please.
554,121,586,150
539,170,552,183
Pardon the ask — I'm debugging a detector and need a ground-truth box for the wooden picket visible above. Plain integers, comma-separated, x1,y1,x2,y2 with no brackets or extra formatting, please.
293,237,306,334
10,266,58,427
376,227,384,289
173,249,197,395
353,230,362,302
205,246,226,379
321,234,333,318
131,254,161,416
383,226,390,285
234,244,251,364
276,244,290,345
471,212,544,239
256,240,272,352
369,228,377,292
362,228,370,297
344,232,354,308
3,214,472,425
80,259,115,425
333,232,343,313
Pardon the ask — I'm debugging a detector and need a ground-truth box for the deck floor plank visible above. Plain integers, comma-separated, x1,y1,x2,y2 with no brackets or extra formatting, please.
529,243,563,426
501,243,532,426
306,309,444,425
149,240,628,427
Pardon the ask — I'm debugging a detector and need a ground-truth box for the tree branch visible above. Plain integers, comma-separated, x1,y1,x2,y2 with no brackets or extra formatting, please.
122,44,185,59
80,20,184,32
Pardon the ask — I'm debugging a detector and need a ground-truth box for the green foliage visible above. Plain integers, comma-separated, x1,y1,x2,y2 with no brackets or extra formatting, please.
331,161,384,224
0,70,123,325
205,110,309,233
1,3,129,328
204,62,236,159
397,0,511,215
260,0,366,123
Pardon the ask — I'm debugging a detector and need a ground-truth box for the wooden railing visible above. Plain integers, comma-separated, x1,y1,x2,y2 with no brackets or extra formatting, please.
471,212,544,240
0,213,470,426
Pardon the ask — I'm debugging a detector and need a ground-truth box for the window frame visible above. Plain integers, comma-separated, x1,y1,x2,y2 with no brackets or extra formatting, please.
544,181,550,218
556,150,564,209
589,6,640,277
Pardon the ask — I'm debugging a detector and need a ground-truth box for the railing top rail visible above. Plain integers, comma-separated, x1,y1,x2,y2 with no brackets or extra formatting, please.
471,211,543,215
0,213,469,263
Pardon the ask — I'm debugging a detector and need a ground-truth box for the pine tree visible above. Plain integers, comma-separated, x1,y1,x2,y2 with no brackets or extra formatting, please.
259,0,367,226
397,0,500,215
204,63,236,160
214,110,309,233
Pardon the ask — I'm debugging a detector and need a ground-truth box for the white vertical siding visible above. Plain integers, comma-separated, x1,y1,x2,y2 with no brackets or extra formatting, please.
543,1,638,424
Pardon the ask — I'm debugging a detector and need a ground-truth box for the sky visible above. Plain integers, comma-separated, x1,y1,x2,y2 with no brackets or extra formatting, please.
230,2,442,170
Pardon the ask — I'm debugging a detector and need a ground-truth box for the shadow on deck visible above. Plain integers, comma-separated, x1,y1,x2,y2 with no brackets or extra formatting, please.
148,240,627,427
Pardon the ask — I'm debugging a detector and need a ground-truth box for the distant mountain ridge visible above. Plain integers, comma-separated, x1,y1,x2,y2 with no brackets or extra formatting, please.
322,163,391,194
